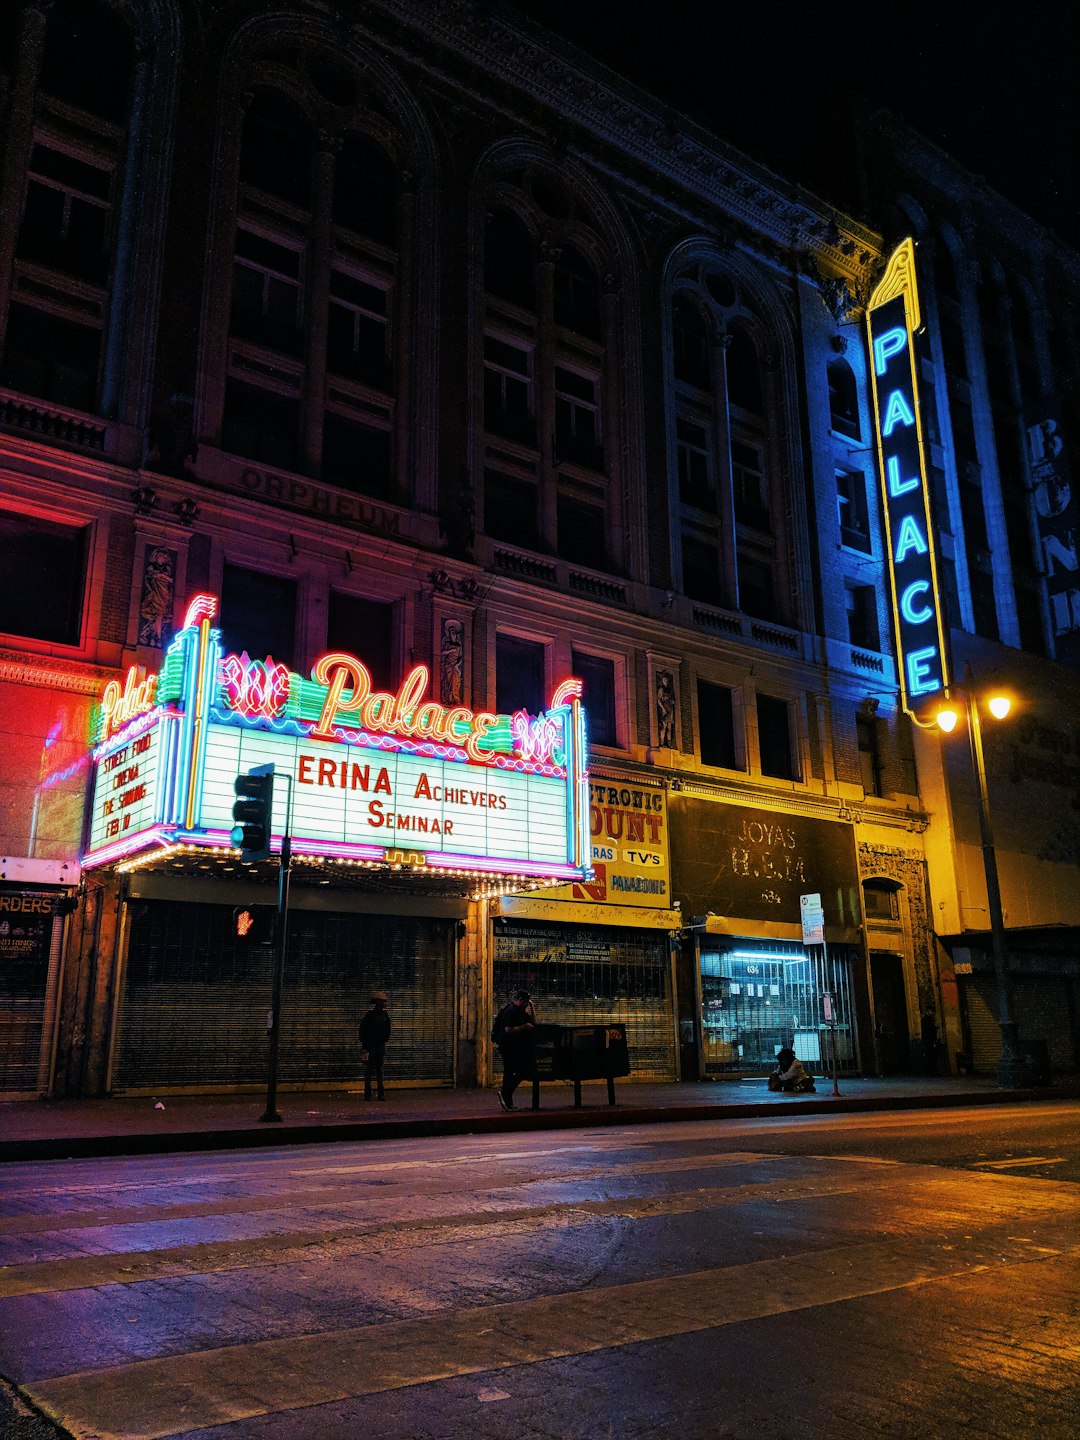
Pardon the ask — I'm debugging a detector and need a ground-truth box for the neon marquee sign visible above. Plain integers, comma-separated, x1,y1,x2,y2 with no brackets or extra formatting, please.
83,597,591,883
866,238,950,713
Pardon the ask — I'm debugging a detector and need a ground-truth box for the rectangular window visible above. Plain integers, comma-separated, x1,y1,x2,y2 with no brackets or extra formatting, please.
697,680,738,769
737,552,775,621
757,693,797,780
1,303,100,411
327,591,393,689
0,509,87,645
836,469,872,551
731,437,769,530
555,365,602,468
857,715,884,796
17,141,114,284
495,633,544,716
862,885,897,920
557,493,606,568
322,412,392,498
222,378,299,471
677,416,713,507
221,565,297,668
571,650,617,747
846,584,880,651
484,470,539,549
682,532,723,607
327,269,390,389
231,227,304,356
484,335,534,444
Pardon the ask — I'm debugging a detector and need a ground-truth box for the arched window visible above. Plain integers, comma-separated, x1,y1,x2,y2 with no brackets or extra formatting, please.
239,91,311,208
934,240,960,305
1,0,135,413
333,134,396,246
553,244,599,340
484,209,535,310
672,296,710,388
725,326,763,415
827,357,859,439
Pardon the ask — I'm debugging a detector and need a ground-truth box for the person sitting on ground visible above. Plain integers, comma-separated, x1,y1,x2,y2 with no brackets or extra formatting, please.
768,1047,816,1093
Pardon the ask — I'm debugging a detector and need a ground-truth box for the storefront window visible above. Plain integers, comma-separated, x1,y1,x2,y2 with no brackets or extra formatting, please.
700,938,856,1074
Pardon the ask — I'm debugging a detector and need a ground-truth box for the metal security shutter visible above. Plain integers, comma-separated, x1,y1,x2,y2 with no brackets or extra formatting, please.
0,905,62,1094
114,901,454,1091
963,978,1002,1072
493,921,676,1080
1013,978,1076,1070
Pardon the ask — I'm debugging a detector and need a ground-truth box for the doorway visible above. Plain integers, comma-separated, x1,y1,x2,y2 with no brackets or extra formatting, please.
869,951,911,1074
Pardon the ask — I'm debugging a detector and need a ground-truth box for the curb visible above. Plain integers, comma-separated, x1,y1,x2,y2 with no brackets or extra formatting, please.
1,1084,1068,1163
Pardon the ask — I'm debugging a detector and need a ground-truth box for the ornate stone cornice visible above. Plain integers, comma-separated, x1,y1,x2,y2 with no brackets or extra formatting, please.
369,0,880,284
0,650,117,696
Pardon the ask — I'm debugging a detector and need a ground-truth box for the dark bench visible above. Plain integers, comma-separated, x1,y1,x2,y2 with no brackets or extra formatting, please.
527,1023,631,1109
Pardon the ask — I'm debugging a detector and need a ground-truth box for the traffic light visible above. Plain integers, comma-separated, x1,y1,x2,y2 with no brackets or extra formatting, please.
232,905,275,945
231,764,274,862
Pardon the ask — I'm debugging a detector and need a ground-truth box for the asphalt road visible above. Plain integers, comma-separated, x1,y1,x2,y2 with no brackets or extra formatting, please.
1,1102,1078,1440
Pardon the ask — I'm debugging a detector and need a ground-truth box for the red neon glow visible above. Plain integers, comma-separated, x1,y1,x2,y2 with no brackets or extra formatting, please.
99,666,158,741
220,652,290,719
310,653,501,761
550,677,583,708
183,593,218,629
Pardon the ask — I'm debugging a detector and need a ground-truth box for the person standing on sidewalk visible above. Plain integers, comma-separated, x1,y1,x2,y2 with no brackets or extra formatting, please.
491,989,535,1111
359,991,391,1100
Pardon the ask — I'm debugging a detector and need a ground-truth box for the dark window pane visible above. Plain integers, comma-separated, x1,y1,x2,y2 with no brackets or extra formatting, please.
327,271,391,390
0,510,86,644
240,91,310,207
485,471,539,549
725,328,763,413
737,553,775,620
221,379,298,471
484,210,535,309
857,716,883,796
837,469,871,551
757,693,795,780
672,296,710,388
682,533,723,606
557,495,606,568
846,585,879,650
221,565,296,668
333,135,396,245
0,303,100,410
553,246,600,340
827,357,859,438
322,413,392,498
572,650,616,746
698,680,737,769
496,634,544,715
40,0,132,122
327,591,393,688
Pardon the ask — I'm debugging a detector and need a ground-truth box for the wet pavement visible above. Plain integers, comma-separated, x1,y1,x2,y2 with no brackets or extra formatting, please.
2,1072,1076,1161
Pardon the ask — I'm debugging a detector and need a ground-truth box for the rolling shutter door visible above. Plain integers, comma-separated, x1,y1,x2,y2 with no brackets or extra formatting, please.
113,901,454,1090
963,978,1001,1073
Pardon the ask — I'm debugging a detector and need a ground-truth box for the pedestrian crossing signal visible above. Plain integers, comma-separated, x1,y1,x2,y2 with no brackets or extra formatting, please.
232,905,274,945
231,764,274,862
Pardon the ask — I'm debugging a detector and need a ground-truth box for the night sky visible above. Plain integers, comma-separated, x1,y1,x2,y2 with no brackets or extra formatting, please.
511,1,1080,248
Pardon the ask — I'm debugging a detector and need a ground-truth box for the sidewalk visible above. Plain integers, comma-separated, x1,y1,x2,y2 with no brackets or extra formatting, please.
2,1073,1077,1162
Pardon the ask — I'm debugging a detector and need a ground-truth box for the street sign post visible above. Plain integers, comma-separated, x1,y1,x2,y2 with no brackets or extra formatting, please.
801,893,839,1096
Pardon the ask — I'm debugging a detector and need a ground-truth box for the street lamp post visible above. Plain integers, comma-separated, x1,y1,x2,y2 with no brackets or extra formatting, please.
938,680,1026,1088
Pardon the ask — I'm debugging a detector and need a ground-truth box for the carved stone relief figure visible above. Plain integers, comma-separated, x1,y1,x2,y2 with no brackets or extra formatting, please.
656,669,676,747
137,546,176,648
440,617,465,705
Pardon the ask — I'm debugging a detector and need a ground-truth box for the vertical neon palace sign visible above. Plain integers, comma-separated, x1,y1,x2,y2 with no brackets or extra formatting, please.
866,238,950,713
83,595,592,884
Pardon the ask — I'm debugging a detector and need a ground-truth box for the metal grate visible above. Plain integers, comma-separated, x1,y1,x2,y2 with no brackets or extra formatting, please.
0,907,58,1093
701,939,858,1074
493,920,676,1080
114,901,454,1090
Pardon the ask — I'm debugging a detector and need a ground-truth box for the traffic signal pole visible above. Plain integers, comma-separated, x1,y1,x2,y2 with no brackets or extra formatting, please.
260,773,293,1124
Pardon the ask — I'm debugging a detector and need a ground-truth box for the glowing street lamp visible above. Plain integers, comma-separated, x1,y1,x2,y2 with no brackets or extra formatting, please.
933,678,1024,1088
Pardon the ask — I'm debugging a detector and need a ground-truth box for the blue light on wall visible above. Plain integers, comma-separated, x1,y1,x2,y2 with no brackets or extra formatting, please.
866,240,950,712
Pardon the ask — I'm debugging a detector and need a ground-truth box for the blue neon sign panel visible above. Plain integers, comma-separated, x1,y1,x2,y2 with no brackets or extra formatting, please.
866,240,949,712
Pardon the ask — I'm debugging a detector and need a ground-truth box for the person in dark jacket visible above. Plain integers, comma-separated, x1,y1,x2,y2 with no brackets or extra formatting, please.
491,989,535,1111
768,1046,816,1093
359,990,391,1100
